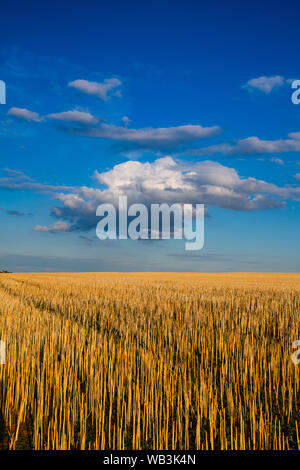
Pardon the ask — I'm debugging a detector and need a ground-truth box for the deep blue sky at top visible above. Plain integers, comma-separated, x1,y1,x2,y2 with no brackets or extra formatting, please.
0,0,300,272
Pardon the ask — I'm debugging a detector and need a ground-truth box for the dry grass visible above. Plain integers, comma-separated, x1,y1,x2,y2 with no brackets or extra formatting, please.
0,272,299,450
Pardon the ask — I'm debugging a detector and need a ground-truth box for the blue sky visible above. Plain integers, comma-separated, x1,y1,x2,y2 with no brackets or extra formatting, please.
1,0,300,272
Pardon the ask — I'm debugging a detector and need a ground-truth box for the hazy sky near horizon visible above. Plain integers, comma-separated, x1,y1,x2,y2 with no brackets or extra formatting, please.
1,0,300,272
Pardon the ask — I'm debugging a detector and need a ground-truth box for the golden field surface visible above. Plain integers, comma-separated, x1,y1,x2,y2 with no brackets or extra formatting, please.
0,272,300,450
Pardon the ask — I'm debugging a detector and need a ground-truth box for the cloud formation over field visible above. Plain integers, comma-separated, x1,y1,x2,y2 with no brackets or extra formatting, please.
2,157,298,233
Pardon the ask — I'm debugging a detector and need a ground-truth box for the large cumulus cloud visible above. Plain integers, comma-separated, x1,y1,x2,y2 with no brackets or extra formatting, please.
4,156,294,233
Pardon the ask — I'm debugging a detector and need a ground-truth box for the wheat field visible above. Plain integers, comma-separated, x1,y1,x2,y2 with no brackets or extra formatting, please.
0,272,299,450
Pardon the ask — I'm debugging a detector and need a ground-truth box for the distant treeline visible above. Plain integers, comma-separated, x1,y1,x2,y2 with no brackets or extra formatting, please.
0,270,11,273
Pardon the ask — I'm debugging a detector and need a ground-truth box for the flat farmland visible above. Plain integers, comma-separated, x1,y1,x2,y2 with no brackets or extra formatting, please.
0,273,299,450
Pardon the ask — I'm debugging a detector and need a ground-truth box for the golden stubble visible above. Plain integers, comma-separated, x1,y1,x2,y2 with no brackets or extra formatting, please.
0,272,299,450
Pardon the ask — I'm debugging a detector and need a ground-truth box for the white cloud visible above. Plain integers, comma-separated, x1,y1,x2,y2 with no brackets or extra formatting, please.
121,116,131,127
68,78,122,101
77,123,221,148
270,157,284,165
47,110,98,125
182,133,300,157
33,221,72,232
7,107,43,122
94,157,298,205
44,157,300,232
3,158,300,233
113,90,122,98
243,75,285,93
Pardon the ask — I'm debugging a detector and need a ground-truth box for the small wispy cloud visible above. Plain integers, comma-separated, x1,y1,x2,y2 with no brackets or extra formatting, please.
270,157,284,165
0,168,75,193
2,168,32,180
121,116,132,127
33,221,72,233
7,107,43,122
0,207,32,216
243,75,287,94
79,235,97,244
47,110,98,125
68,78,122,101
